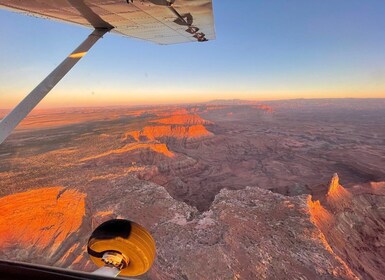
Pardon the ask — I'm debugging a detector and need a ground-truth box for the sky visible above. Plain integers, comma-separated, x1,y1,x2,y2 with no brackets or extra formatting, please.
1,0,385,108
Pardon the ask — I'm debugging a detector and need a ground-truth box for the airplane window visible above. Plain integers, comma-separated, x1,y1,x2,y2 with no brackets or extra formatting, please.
0,1,384,279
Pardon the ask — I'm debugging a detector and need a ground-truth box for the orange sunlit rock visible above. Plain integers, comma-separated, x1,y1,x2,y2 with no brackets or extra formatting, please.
252,104,274,113
151,114,212,125
123,131,141,141
0,187,86,253
326,173,352,208
95,210,114,217
307,196,358,279
307,197,334,230
305,173,385,280
150,143,175,157
126,125,212,141
82,143,174,161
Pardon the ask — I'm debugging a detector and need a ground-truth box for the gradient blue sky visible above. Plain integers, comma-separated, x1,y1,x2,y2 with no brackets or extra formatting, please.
1,0,385,108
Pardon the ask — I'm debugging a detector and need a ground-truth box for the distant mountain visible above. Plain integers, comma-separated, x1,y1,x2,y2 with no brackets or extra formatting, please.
264,98,385,111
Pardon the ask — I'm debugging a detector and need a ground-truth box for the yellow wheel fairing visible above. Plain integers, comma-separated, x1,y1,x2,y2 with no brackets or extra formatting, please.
88,220,156,277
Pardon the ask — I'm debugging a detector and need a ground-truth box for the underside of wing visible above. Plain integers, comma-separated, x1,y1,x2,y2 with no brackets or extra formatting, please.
0,0,215,45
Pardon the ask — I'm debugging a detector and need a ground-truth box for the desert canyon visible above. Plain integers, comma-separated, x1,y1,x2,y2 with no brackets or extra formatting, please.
0,98,384,279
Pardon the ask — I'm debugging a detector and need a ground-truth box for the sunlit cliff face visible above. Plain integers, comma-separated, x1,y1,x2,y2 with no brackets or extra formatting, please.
124,112,213,142
307,174,385,280
125,125,212,142
81,143,175,161
308,173,353,218
307,199,334,228
150,114,212,125
0,187,86,254
326,173,352,205
307,173,353,237
141,125,212,140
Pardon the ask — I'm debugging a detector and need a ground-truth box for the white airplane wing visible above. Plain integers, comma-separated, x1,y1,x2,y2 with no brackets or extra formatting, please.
0,0,215,44
0,0,216,144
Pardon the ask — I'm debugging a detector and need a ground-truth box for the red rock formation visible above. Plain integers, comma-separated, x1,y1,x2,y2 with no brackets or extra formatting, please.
308,174,385,280
151,114,212,125
126,125,212,141
308,198,334,229
326,173,352,209
81,143,174,160
0,187,85,255
252,104,274,113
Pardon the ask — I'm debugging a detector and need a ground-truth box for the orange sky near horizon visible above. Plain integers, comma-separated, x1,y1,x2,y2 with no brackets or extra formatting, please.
2,88,385,110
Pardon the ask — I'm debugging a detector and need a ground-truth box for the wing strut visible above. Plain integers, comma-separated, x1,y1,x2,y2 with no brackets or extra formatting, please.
0,28,109,144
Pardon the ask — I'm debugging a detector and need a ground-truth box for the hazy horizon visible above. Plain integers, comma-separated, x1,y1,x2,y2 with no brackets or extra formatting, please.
2,97,385,111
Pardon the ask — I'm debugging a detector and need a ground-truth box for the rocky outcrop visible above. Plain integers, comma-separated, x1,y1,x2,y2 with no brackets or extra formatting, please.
308,174,385,280
2,173,384,279
150,114,213,125
81,143,174,161
125,125,213,142
64,179,365,279
325,173,353,208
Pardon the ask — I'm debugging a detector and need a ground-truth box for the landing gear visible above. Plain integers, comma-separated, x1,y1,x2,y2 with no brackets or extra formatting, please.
88,219,156,278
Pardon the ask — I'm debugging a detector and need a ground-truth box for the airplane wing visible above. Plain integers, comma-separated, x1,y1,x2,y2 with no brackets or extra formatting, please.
0,0,215,45
0,0,216,144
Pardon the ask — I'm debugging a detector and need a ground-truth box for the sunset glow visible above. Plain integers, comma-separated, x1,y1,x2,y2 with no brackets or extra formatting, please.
1,1,385,109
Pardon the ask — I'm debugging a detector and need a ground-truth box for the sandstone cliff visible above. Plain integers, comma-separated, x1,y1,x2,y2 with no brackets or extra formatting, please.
308,174,385,280
125,125,213,142
150,114,213,125
3,176,383,279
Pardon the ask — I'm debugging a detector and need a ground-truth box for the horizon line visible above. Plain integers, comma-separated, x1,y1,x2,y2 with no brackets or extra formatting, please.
1,97,385,111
